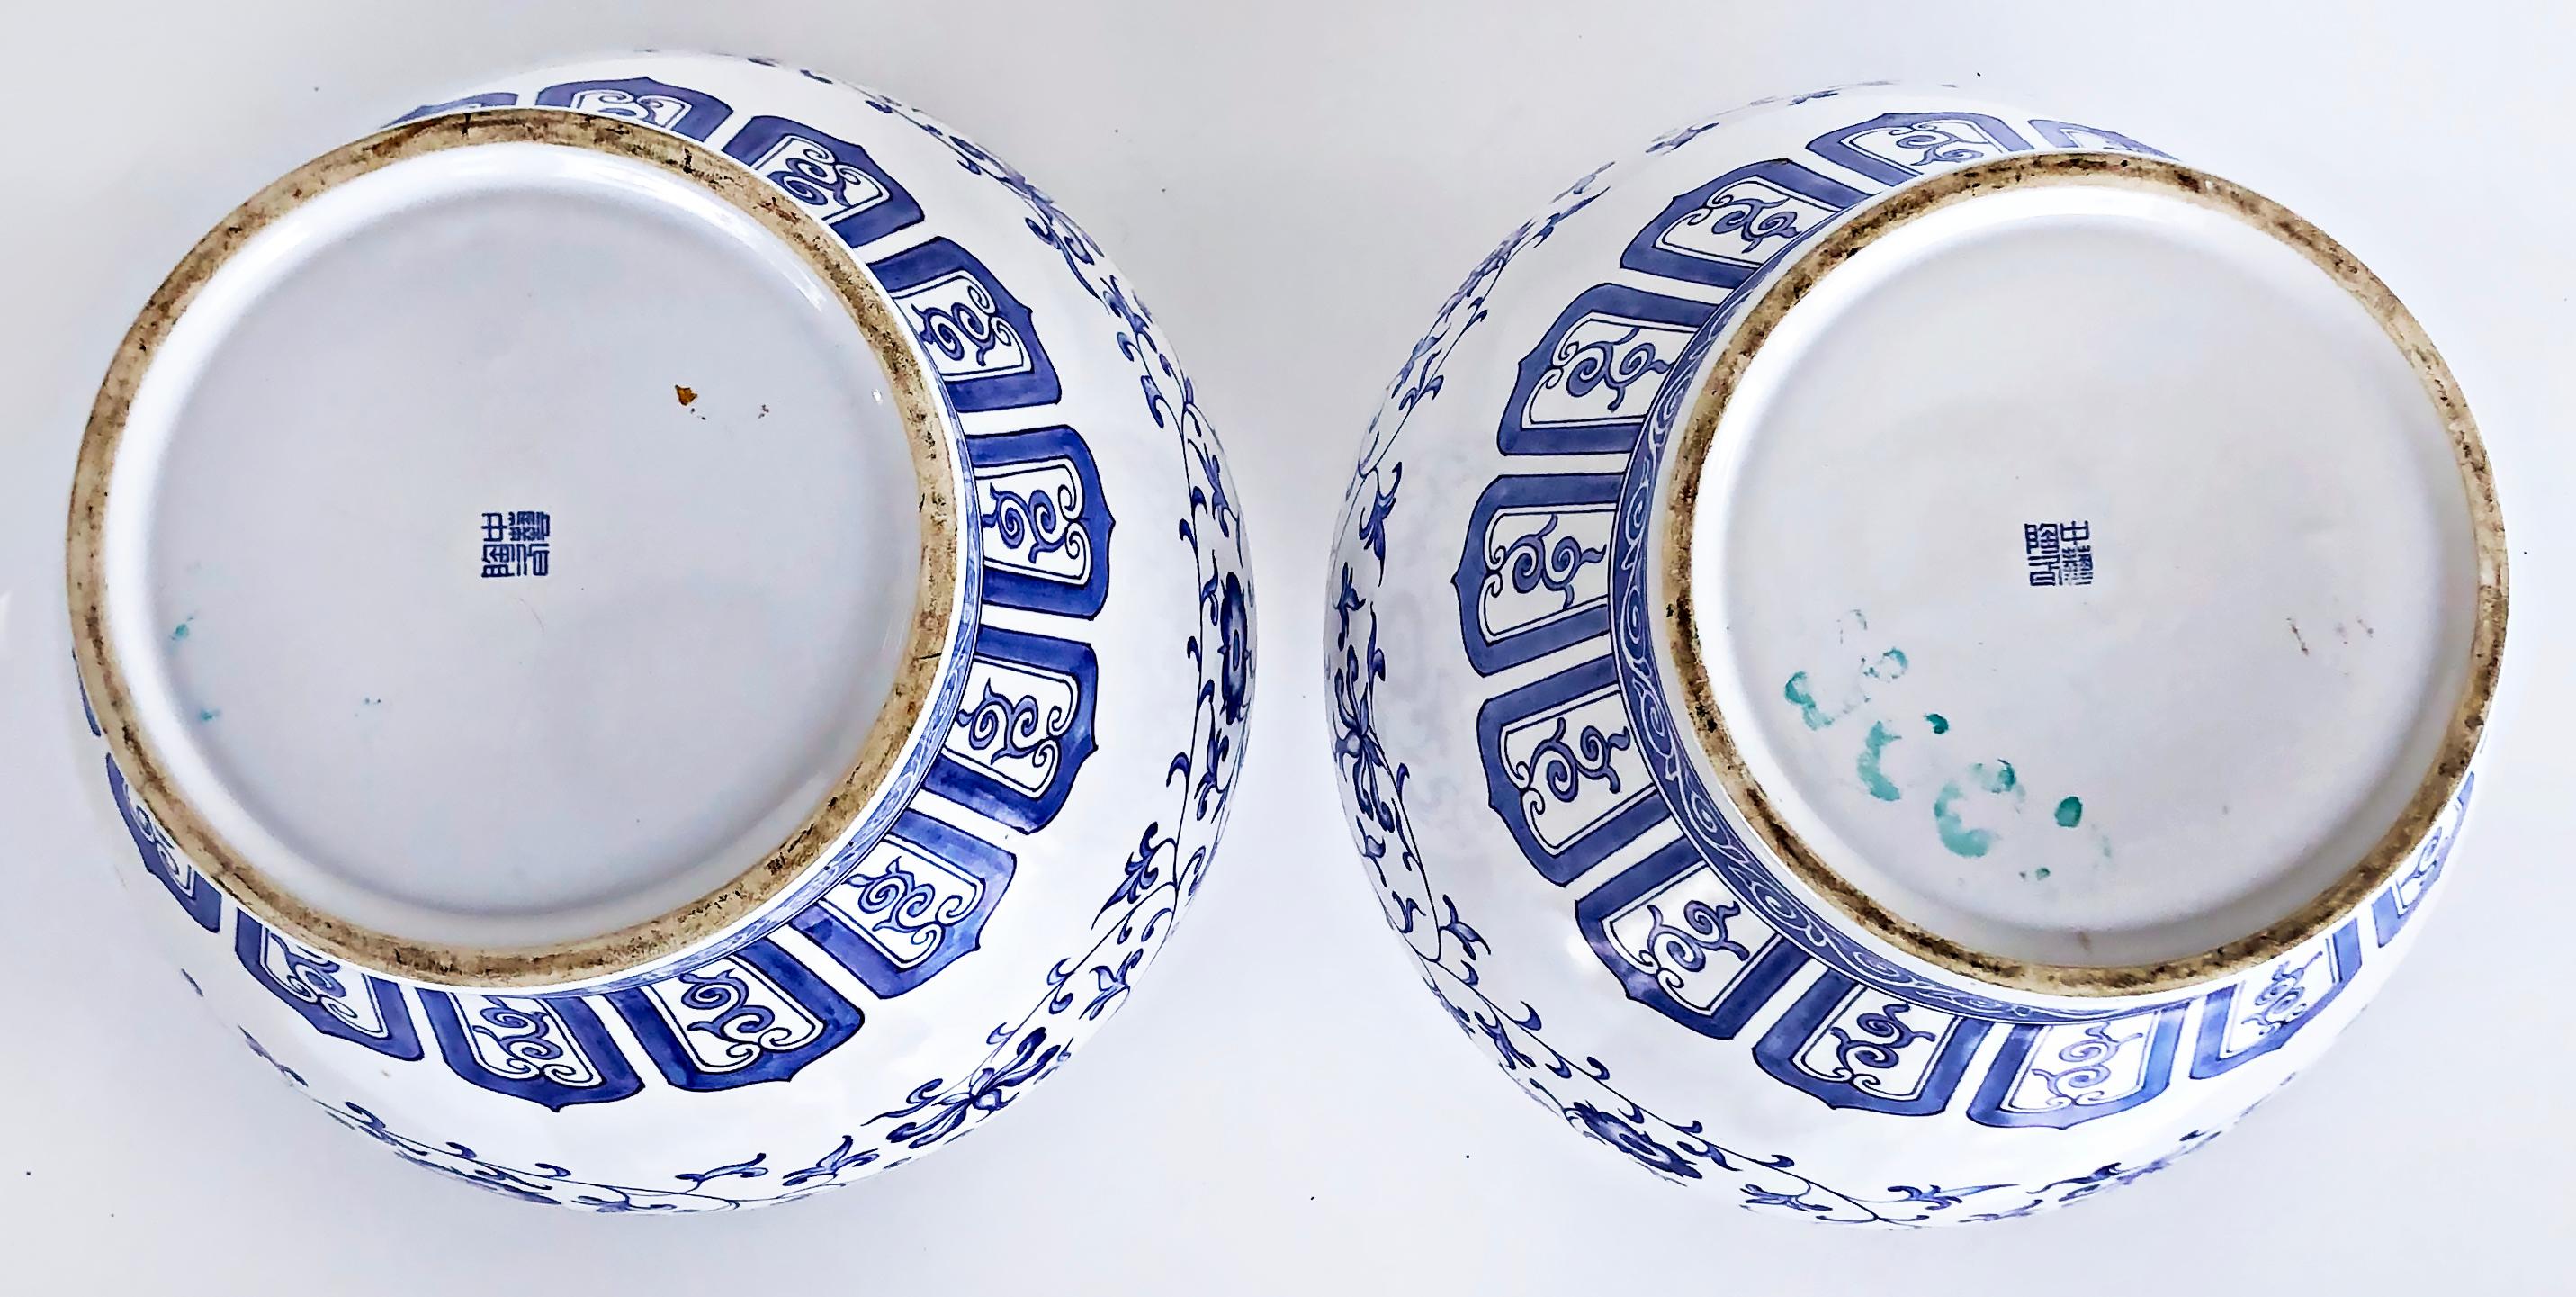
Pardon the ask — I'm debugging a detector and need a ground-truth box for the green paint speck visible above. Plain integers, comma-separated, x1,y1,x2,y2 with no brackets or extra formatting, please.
1856,722,1902,801
2055,797,2084,828
1933,780,1994,857
1925,713,1949,734
1783,671,1833,730
1974,761,2017,794
197,707,220,723
170,619,193,642
2034,867,2052,880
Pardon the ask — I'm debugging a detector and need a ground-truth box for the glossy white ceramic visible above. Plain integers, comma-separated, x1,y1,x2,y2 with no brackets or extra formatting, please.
1324,84,2500,1222
67,50,1253,1211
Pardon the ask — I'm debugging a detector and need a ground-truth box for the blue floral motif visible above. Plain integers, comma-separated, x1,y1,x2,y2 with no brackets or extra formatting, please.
1647,119,1725,155
673,1154,771,1189
1567,1102,1701,1179
846,85,1255,1163
70,63,1251,1194
241,1031,305,1088
1216,571,1252,727
1884,1183,2008,1211
1961,1130,2223,1222
1080,949,1144,1021
876,1030,1064,1148
781,1136,880,1188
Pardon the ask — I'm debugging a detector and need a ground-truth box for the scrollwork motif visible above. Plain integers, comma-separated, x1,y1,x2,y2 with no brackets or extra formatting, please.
848,83,1254,1163
1316,124,2259,1220
1540,323,1671,413
2242,959,2318,1039
2027,1023,2144,1110
671,965,820,1070
988,480,1084,564
1685,190,1804,251
570,88,686,126
1638,898,1750,977
911,283,1017,370
1888,123,1986,167
467,1003,598,1085
1515,715,1630,807
1820,1003,1934,1086
845,862,977,945
265,938,373,1031
765,140,879,212
956,683,1064,773
1488,515,1602,612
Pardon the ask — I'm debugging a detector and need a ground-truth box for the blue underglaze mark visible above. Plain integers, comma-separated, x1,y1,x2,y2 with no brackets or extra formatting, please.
1857,722,1902,801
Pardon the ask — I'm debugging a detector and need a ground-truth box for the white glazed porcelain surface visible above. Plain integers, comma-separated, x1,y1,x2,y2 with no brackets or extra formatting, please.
1325,85,2490,1222
113,140,928,948
1689,182,2474,968
68,51,1252,1210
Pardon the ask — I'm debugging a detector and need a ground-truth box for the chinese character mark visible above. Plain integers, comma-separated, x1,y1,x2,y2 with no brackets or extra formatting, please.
480,509,552,579
2024,519,2093,588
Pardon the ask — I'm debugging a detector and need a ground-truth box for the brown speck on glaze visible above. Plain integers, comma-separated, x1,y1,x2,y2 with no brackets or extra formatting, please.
1654,151,2506,1001
674,383,698,406
67,109,972,989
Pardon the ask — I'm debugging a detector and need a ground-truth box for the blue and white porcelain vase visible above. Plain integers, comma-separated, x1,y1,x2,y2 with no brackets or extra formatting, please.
66,51,1252,1211
1327,84,2502,1223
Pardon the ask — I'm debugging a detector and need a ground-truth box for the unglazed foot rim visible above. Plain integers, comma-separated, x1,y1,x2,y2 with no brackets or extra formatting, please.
67,109,966,988
1656,151,2505,998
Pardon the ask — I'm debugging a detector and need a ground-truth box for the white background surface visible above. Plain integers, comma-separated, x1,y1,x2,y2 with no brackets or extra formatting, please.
2,2,2570,1291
